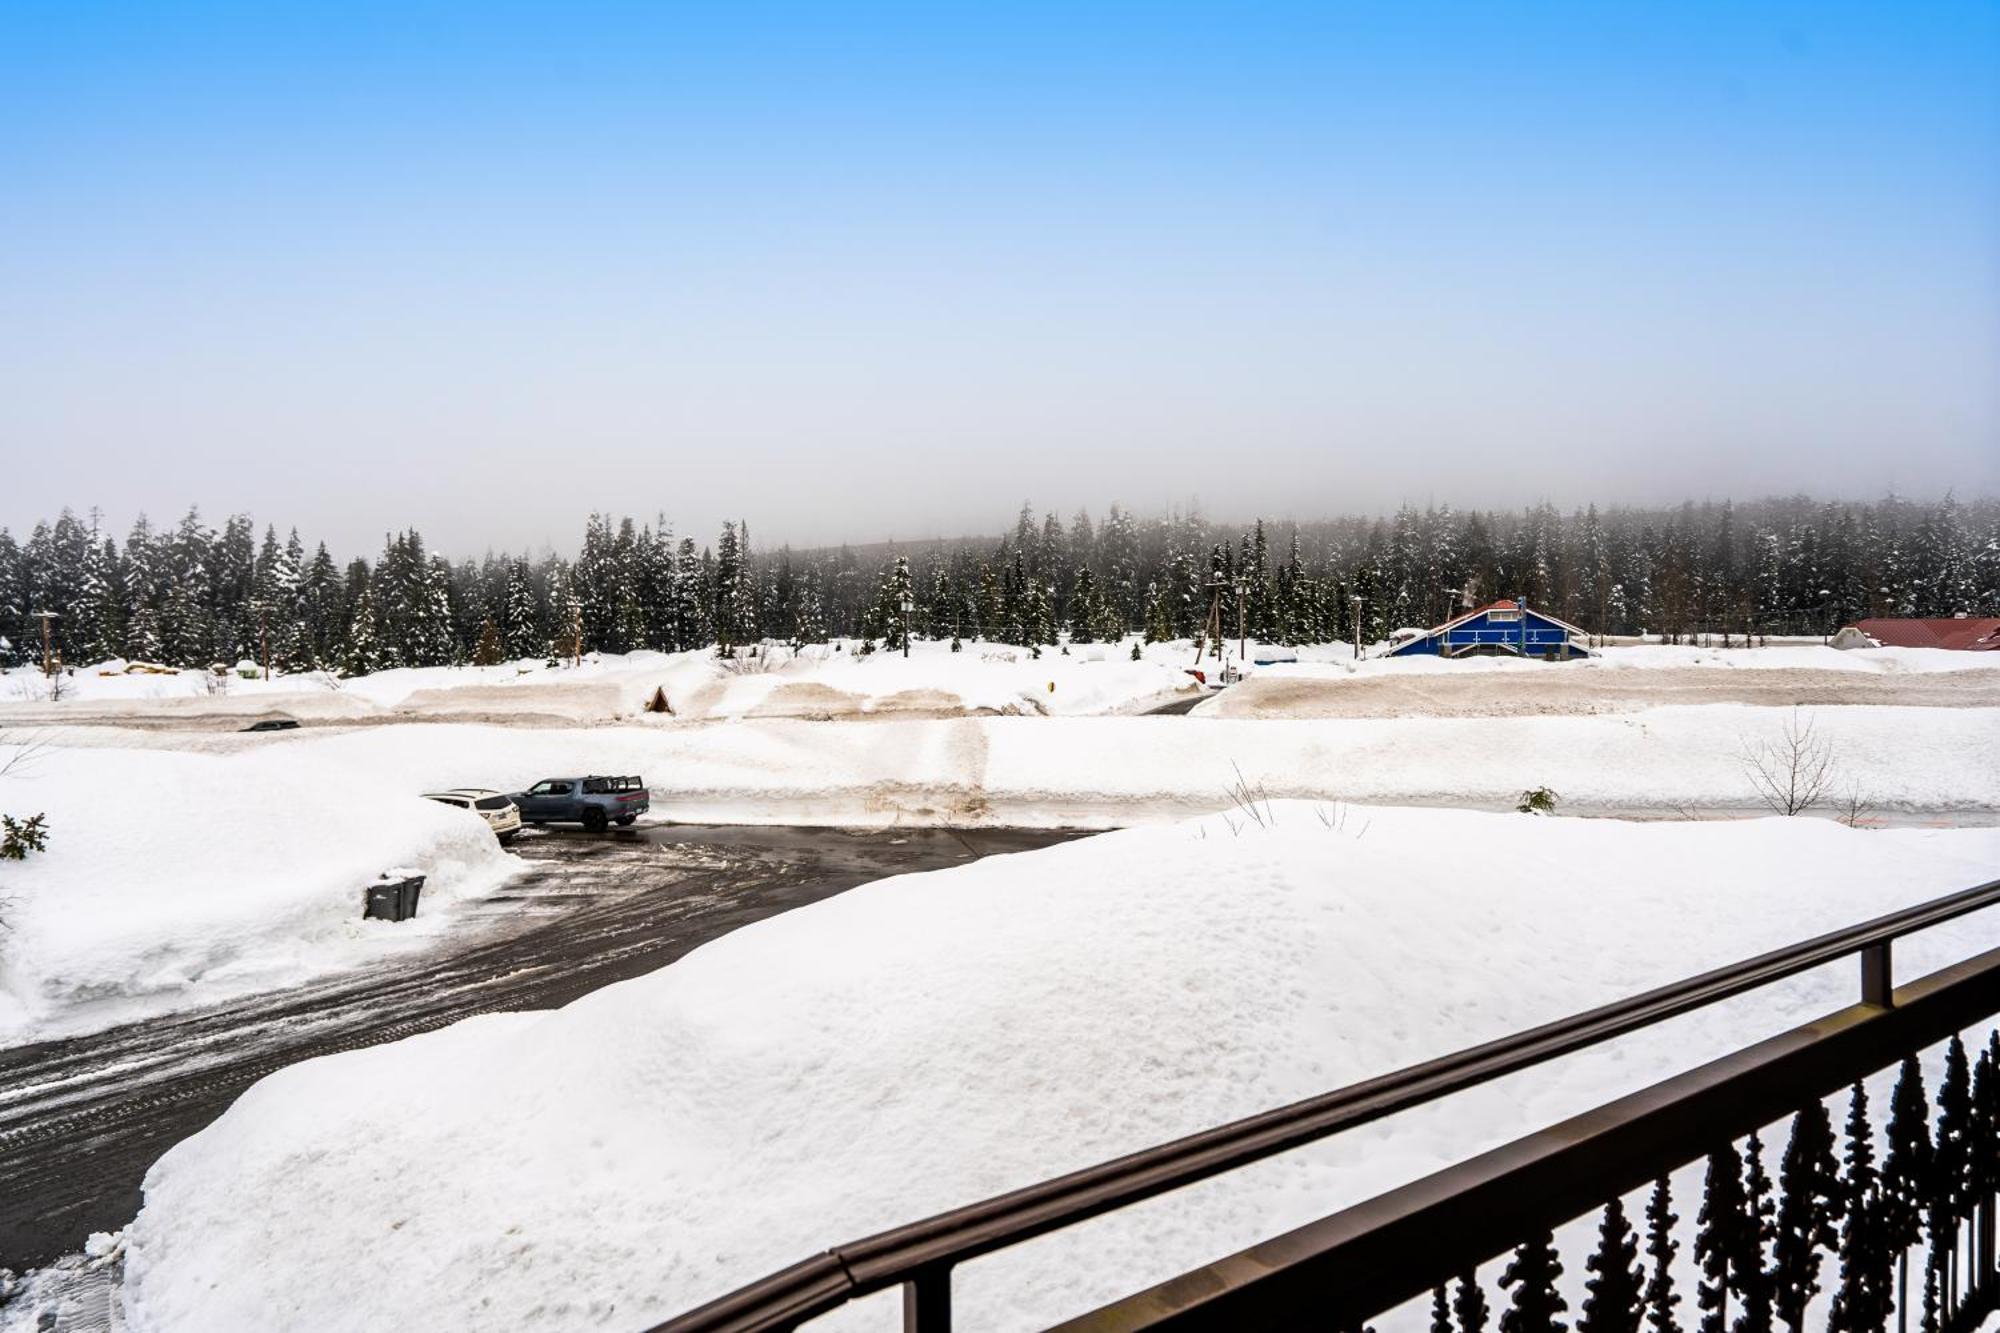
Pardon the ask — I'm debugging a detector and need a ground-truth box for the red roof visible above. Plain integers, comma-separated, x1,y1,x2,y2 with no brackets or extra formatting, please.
1850,618,2000,651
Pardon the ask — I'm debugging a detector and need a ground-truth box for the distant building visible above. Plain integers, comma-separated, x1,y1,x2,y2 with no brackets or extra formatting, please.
1837,617,2000,652
1386,600,1591,660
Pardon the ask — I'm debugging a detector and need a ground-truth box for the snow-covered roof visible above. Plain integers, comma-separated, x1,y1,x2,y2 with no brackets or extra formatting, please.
1422,599,1588,640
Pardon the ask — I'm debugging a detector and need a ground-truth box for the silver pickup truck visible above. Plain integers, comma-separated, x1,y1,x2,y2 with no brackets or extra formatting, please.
510,775,650,831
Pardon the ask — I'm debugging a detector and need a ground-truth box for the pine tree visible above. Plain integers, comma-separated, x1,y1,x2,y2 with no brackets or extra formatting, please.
343,578,381,676
873,556,916,652
471,619,504,666
1643,1178,1682,1333
1581,1198,1644,1333
1500,1232,1568,1333
1069,567,1101,644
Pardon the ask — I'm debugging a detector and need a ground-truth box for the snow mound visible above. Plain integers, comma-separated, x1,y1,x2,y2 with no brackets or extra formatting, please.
0,741,518,1041
122,807,2000,1332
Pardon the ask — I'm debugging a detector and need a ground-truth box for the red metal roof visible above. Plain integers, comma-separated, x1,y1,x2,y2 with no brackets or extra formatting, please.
1850,618,2000,651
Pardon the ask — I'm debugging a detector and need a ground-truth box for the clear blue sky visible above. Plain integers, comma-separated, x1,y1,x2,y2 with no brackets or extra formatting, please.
4,1,1996,555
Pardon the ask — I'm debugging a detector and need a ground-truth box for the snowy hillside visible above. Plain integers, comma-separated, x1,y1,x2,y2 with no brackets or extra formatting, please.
120,807,2000,1333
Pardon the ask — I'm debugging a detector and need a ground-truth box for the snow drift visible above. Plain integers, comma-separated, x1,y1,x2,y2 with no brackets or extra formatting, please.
0,741,517,1041
121,807,2000,1332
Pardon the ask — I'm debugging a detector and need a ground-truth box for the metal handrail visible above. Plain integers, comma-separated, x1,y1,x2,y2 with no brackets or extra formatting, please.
658,875,2000,1333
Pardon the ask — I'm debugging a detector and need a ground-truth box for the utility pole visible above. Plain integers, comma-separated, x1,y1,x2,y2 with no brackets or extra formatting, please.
1234,577,1248,672
1350,594,1364,663
33,610,59,677
259,603,271,682
1192,576,1227,671
570,601,583,669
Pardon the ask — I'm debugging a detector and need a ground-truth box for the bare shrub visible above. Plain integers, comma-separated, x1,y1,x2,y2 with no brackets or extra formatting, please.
1224,761,1275,829
1739,707,1838,816
1837,786,1875,829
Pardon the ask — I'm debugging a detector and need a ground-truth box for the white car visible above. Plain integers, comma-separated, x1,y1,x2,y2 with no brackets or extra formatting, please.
422,788,523,843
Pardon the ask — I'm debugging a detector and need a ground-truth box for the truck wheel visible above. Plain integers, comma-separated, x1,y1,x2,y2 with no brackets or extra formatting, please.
583,807,609,833
614,815,636,827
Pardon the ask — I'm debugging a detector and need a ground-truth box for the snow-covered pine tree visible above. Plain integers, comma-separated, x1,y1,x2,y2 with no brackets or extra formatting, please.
873,555,916,652
1020,576,1055,647
500,559,540,659
794,569,828,648
713,521,746,654
343,577,382,676
296,543,343,670
1068,567,1100,644
1580,1198,1643,1333
73,532,124,664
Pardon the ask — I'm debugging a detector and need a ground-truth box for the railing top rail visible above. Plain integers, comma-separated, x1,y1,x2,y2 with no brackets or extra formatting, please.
660,874,2000,1333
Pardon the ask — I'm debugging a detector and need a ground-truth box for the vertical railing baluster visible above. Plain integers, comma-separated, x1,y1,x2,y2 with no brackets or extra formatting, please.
904,1266,952,1333
1863,943,1894,1008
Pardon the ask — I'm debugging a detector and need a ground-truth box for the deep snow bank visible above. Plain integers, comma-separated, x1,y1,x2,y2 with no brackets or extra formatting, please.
0,741,517,1042
0,642,1197,726
123,807,2000,1332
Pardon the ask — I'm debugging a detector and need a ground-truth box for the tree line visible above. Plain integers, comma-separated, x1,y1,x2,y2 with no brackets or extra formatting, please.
1,493,1995,673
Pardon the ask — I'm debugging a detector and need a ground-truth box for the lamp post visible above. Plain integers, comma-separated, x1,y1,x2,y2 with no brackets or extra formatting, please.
1350,594,1364,662
900,593,914,659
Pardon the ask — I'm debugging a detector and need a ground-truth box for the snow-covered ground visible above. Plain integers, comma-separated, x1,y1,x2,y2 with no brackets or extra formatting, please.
31,704,1997,826
5,643,1993,1043
117,806,2000,1333
0,738,517,1044
4,640,1994,730
0,641,1201,725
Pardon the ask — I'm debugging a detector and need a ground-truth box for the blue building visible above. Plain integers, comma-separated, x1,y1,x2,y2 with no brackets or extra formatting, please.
1386,600,1591,660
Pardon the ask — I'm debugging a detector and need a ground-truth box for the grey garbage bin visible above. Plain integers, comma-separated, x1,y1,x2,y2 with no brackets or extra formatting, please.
363,874,427,921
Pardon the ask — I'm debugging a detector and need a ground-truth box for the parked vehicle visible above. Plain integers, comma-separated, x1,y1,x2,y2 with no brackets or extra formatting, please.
241,718,301,732
422,788,524,842
511,776,649,832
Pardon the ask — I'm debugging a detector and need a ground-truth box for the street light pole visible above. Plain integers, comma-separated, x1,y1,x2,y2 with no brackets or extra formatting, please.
900,594,913,659
1350,594,1364,663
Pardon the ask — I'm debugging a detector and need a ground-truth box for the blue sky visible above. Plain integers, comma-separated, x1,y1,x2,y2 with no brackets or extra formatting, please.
4,1,1996,553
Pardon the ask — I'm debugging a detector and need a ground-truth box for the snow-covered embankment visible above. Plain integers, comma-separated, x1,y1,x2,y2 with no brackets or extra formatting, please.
118,806,2000,1331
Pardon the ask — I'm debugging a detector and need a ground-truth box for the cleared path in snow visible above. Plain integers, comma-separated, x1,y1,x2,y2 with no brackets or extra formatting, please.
1193,663,2000,718
0,823,1081,1270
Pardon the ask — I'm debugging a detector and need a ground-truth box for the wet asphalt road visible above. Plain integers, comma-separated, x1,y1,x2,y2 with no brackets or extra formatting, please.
0,823,1084,1269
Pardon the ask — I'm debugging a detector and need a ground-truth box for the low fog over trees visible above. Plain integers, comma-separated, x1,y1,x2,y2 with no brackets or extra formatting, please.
2,494,1995,671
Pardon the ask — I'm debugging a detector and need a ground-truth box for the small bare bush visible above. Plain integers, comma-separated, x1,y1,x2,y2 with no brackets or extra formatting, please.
1739,707,1838,816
